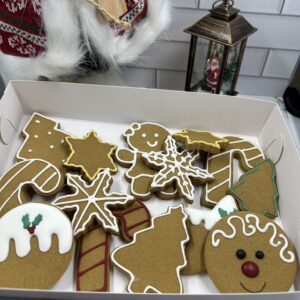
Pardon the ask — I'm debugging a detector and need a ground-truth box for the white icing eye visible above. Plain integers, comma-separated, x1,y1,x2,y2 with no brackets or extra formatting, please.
154,133,159,138
28,149,33,153
61,140,65,144
48,131,52,135
142,133,147,138
34,135,38,139
35,120,40,124
50,145,55,149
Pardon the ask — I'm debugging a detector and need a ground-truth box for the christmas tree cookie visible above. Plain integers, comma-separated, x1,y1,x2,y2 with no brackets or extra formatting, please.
0,202,74,289
111,205,189,294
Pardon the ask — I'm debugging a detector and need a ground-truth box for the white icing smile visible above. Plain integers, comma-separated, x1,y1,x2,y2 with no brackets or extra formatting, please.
147,141,158,148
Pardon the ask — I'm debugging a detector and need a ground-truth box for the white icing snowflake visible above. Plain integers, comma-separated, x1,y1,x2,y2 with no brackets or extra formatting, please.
1,0,26,13
8,35,36,56
143,136,214,202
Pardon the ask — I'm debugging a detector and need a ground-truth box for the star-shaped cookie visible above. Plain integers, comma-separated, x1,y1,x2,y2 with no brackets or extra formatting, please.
64,130,117,181
173,129,229,153
142,136,214,203
52,170,134,237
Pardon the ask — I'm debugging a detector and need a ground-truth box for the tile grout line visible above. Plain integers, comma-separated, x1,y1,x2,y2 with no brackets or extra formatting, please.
260,49,271,77
280,0,287,14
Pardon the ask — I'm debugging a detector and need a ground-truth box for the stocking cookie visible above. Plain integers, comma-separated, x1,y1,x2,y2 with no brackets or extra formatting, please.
112,199,151,242
230,159,279,219
64,130,117,182
52,170,134,238
17,113,69,178
0,159,63,217
143,136,214,203
111,205,189,294
116,122,177,200
0,202,74,289
202,136,265,208
173,129,229,153
205,212,297,293
76,225,111,292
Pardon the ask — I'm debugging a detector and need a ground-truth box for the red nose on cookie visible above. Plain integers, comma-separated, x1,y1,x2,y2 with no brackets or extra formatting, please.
242,261,260,278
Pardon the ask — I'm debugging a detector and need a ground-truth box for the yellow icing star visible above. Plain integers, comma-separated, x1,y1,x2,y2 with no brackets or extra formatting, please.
64,130,117,181
173,129,229,153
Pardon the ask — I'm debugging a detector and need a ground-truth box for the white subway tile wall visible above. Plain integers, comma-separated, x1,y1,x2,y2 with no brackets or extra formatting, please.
122,0,300,97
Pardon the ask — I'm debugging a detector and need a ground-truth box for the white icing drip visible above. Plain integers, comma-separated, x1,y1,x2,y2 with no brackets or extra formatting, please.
0,203,73,262
211,213,295,263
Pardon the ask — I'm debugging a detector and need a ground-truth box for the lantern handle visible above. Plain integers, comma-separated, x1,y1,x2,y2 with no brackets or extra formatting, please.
212,0,234,9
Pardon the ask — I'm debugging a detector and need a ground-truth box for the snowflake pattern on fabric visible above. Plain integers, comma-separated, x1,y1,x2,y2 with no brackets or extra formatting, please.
1,0,26,13
31,0,42,16
8,35,36,55
142,136,214,203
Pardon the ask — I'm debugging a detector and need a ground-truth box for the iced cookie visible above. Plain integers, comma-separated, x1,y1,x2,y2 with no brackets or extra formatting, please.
116,122,177,200
76,224,111,292
111,205,189,294
143,136,214,203
183,195,238,275
173,129,229,153
202,136,265,208
17,113,69,178
0,202,74,289
112,199,151,242
52,170,134,238
64,130,117,182
0,159,63,217
205,212,297,293
230,159,279,219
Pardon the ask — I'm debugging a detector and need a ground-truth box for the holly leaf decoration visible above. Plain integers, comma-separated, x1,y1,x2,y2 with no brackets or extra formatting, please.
218,208,229,218
22,214,30,229
32,214,43,226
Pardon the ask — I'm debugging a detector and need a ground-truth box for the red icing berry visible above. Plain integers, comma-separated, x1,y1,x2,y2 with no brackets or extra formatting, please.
27,226,36,235
241,261,260,278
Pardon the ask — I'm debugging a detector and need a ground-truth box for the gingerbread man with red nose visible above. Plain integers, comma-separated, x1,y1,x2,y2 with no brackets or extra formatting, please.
205,212,297,293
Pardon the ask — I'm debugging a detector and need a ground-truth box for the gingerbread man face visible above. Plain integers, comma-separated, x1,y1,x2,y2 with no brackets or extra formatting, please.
124,123,170,153
205,212,297,293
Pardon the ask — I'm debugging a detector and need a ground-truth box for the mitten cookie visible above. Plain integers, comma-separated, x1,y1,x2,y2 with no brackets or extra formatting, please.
143,136,213,203
111,205,189,294
115,122,177,200
230,159,279,219
202,136,265,208
76,225,111,292
0,203,74,289
0,159,63,217
112,199,151,242
64,130,117,182
205,212,297,293
52,170,134,238
17,113,69,178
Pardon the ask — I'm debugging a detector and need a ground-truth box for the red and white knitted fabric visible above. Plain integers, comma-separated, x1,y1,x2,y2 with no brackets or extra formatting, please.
0,0,46,57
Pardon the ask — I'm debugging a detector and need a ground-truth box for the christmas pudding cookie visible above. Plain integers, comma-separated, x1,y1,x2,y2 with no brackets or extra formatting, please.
0,159,63,217
0,202,74,289
202,136,265,208
64,130,117,182
52,170,134,238
115,122,177,200
112,205,189,294
143,136,214,203
205,211,297,293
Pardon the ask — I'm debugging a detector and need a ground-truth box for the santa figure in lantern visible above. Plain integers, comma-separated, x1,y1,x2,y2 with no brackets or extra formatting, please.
206,56,221,92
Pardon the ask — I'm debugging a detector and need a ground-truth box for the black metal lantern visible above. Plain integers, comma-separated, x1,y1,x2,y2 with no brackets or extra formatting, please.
184,0,257,95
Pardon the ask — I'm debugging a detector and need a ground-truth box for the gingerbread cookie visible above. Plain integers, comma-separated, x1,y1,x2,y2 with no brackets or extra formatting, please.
202,136,265,208
112,199,151,242
143,136,214,203
173,129,229,153
205,212,297,293
230,159,279,219
183,195,238,275
52,170,134,238
17,113,69,177
116,122,177,200
0,159,63,217
111,205,189,294
76,224,111,292
0,202,74,289
64,130,117,182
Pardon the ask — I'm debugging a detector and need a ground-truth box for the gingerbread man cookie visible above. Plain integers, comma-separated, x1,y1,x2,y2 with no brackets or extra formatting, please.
0,202,74,289
205,212,297,293
143,136,214,203
52,170,134,238
0,159,63,217
202,136,265,208
64,130,117,182
111,205,189,294
116,122,177,200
